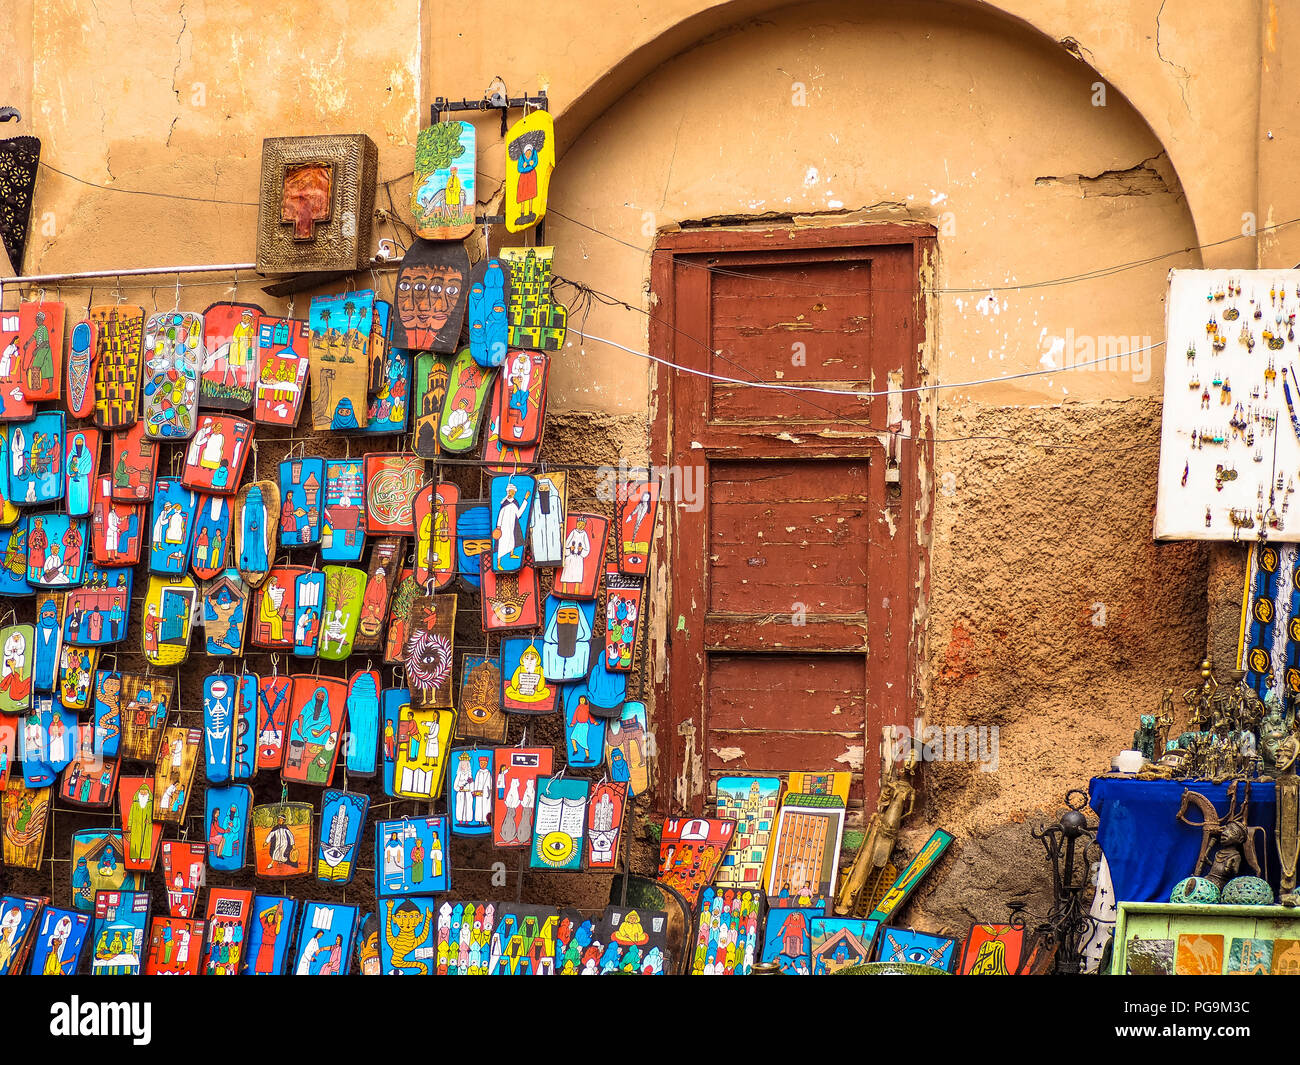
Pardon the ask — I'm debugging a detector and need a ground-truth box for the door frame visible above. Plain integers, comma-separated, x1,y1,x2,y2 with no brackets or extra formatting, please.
648,221,935,816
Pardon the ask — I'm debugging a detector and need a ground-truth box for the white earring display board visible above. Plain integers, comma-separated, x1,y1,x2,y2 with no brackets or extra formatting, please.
1155,268,1300,541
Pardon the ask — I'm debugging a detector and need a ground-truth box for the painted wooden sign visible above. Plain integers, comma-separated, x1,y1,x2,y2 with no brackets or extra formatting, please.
501,636,556,715
148,478,196,575
365,316,410,434
392,240,469,354
481,558,540,631
202,569,249,657
0,718,11,789
351,538,399,653
692,886,763,975
282,674,346,786
344,670,380,775
504,110,555,233
500,246,567,351
0,622,35,714
234,479,279,587
182,414,253,494
109,422,157,504
321,459,366,562
456,655,507,743
492,747,554,848
0,428,22,527
202,887,253,976
0,309,35,421
317,789,369,885
252,801,313,878
605,570,643,672
542,596,596,682
448,746,495,836
481,396,539,474
499,351,548,445
67,319,98,419
309,290,374,430
414,482,457,590
202,673,237,784
412,120,475,239
245,896,298,975
91,477,143,566
378,897,437,975
141,574,197,666
382,692,454,801
357,911,381,975
875,927,957,972
412,351,453,456
27,907,90,975
563,687,607,767
254,315,310,425
362,452,421,535
383,566,417,665
2,778,47,868
530,775,589,872
60,721,119,808
70,830,144,914
587,780,629,870
232,672,259,781
530,471,567,567
468,258,510,369
319,565,364,660
436,901,496,975
141,310,204,439
161,840,206,919
605,701,650,799
490,474,533,572
153,725,202,825
556,513,607,599
64,427,98,516
190,494,231,581
144,916,204,975
118,673,173,763
26,514,86,588
658,817,738,908
119,775,163,872
438,348,494,454
0,895,43,976
32,590,62,692
764,791,847,912
959,924,1025,976
255,675,291,772
713,776,782,888
14,300,65,401
201,301,262,409
206,784,252,872
90,305,146,430
9,409,65,505
617,480,659,577
403,594,456,707
250,565,304,650
89,889,150,975
293,901,358,975
455,502,491,589
376,816,450,896
0,518,29,597
868,829,954,925
278,455,325,547
58,645,96,711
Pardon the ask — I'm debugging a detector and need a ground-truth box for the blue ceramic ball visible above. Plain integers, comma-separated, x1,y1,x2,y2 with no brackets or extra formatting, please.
1171,876,1220,905
1222,876,1274,906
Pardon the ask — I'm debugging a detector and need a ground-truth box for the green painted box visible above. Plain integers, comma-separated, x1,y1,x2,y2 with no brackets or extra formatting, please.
1112,902,1300,975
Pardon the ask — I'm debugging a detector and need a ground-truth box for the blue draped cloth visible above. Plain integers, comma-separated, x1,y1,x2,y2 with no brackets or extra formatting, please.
1089,777,1278,904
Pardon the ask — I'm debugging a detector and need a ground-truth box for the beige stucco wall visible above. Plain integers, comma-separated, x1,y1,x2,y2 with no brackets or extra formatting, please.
8,0,1298,930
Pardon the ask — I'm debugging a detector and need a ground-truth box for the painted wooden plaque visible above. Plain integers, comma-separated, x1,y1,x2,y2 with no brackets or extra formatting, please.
960,924,1025,976
490,474,534,573
556,512,607,599
691,886,763,976
530,775,589,872
252,801,313,878
90,477,142,566
481,558,540,631
200,301,262,410
468,258,510,369
119,775,163,872
605,569,643,672
120,673,173,764
542,596,596,682
292,569,326,657
392,240,469,354
0,718,10,788
448,746,495,836
455,502,490,589
499,351,548,445
148,478,198,576
58,645,97,711
412,120,475,239
356,911,381,976
153,725,202,825
403,594,456,707
809,917,880,975
317,789,369,885
202,673,236,784
587,780,629,870
438,348,494,454
89,889,150,975
66,319,98,419
64,427,99,516
501,636,557,715
182,414,253,494
32,591,62,692
141,310,204,439
109,422,157,503
436,901,496,975
364,343,411,432
363,451,422,535
376,816,450,896
492,747,554,848
293,901,358,975
412,351,453,456
562,687,607,768
250,565,306,650
765,792,847,912
456,655,507,743
383,566,417,665
0,622,35,715
378,897,437,975
355,538,401,652
90,304,145,430
875,927,957,972
0,309,35,421
344,669,380,775
500,246,567,351
27,907,90,975
2,779,47,868
504,110,554,233
59,723,118,808
234,479,279,587
70,830,141,912
282,674,346,786
26,514,85,588
202,569,249,657
309,289,373,430
190,494,231,581
22,695,73,783
321,459,366,562
530,471,567,567
659,817,738,908
144,916,204,975
0,518,29,597
232,672,259,781
141,574,197,666
0,428,22,527
15,299,65,401
481,396,539,474
0,895,43,976
278,455,325,547
9,409,65,505
617,480,659,577
415,482,456,590
202,887,254,976
245,896,298,975
255,675,291,772
605,700,650,798
714,776,782,888
254,315,310,426
319,565,364,660
382,691,454,801
205,784,252,873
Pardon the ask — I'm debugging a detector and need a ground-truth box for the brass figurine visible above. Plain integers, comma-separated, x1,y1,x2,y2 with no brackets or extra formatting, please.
1176,781,1265,889
834,739,916,917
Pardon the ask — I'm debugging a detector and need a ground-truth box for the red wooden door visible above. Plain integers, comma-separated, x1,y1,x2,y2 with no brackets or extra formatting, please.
650,224,932,816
